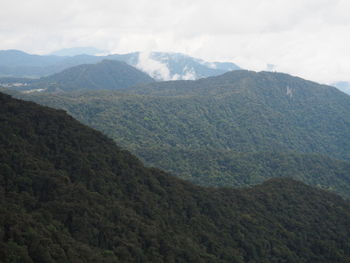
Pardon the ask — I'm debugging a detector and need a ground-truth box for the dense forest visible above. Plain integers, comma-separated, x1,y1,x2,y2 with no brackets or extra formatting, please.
1,92,350,262
137,148,350,197
9,70,350,198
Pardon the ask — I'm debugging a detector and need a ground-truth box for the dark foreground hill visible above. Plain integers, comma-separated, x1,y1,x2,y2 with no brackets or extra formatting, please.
1,92,350,262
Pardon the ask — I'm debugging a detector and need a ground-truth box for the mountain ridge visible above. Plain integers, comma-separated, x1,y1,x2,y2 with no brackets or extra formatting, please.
0,49,240,80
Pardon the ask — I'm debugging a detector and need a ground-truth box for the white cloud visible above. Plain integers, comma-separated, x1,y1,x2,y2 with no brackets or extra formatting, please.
181,66,197,80
1,0,350,83
136,52,171,80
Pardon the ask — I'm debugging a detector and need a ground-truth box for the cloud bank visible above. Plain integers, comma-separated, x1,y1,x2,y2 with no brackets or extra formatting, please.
1,0,350,83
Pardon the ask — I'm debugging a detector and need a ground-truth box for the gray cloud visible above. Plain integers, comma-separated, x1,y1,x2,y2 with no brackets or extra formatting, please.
1,0,350,83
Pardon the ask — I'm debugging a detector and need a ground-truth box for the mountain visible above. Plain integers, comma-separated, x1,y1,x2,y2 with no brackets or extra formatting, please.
0,50,102,77
333,81,350,95
1,91,350,262
20,70,350,160
30,60,155,92
9,70,350,197
0,50,62,67
122,70,350,159
0,49,240,80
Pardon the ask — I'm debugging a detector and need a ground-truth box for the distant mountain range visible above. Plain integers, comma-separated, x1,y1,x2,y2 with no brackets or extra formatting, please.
0,49,240,80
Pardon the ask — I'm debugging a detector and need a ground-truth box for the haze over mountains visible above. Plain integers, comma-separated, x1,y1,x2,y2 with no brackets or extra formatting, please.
0,49,240,81
2,48,350,95
2,92,350,262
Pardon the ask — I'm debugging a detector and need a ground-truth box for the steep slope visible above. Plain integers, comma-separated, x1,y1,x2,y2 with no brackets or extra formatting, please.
333,81,350,95
1,92,350,262
32,60,155,92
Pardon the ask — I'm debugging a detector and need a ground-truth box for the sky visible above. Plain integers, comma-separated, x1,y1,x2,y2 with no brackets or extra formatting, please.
1,0,350,84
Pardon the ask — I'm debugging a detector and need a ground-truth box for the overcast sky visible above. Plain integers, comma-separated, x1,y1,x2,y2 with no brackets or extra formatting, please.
1,0,350,83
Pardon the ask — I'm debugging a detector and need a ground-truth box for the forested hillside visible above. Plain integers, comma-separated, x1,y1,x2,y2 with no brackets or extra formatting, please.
137,148,350,196
18,70,350,158
10,70,350,197
1,92,350,262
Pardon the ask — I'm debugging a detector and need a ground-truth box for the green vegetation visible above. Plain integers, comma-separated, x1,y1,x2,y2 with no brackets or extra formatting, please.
19,71,350,159
137,148,350,196
12,70,350,197
2,92,350,262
